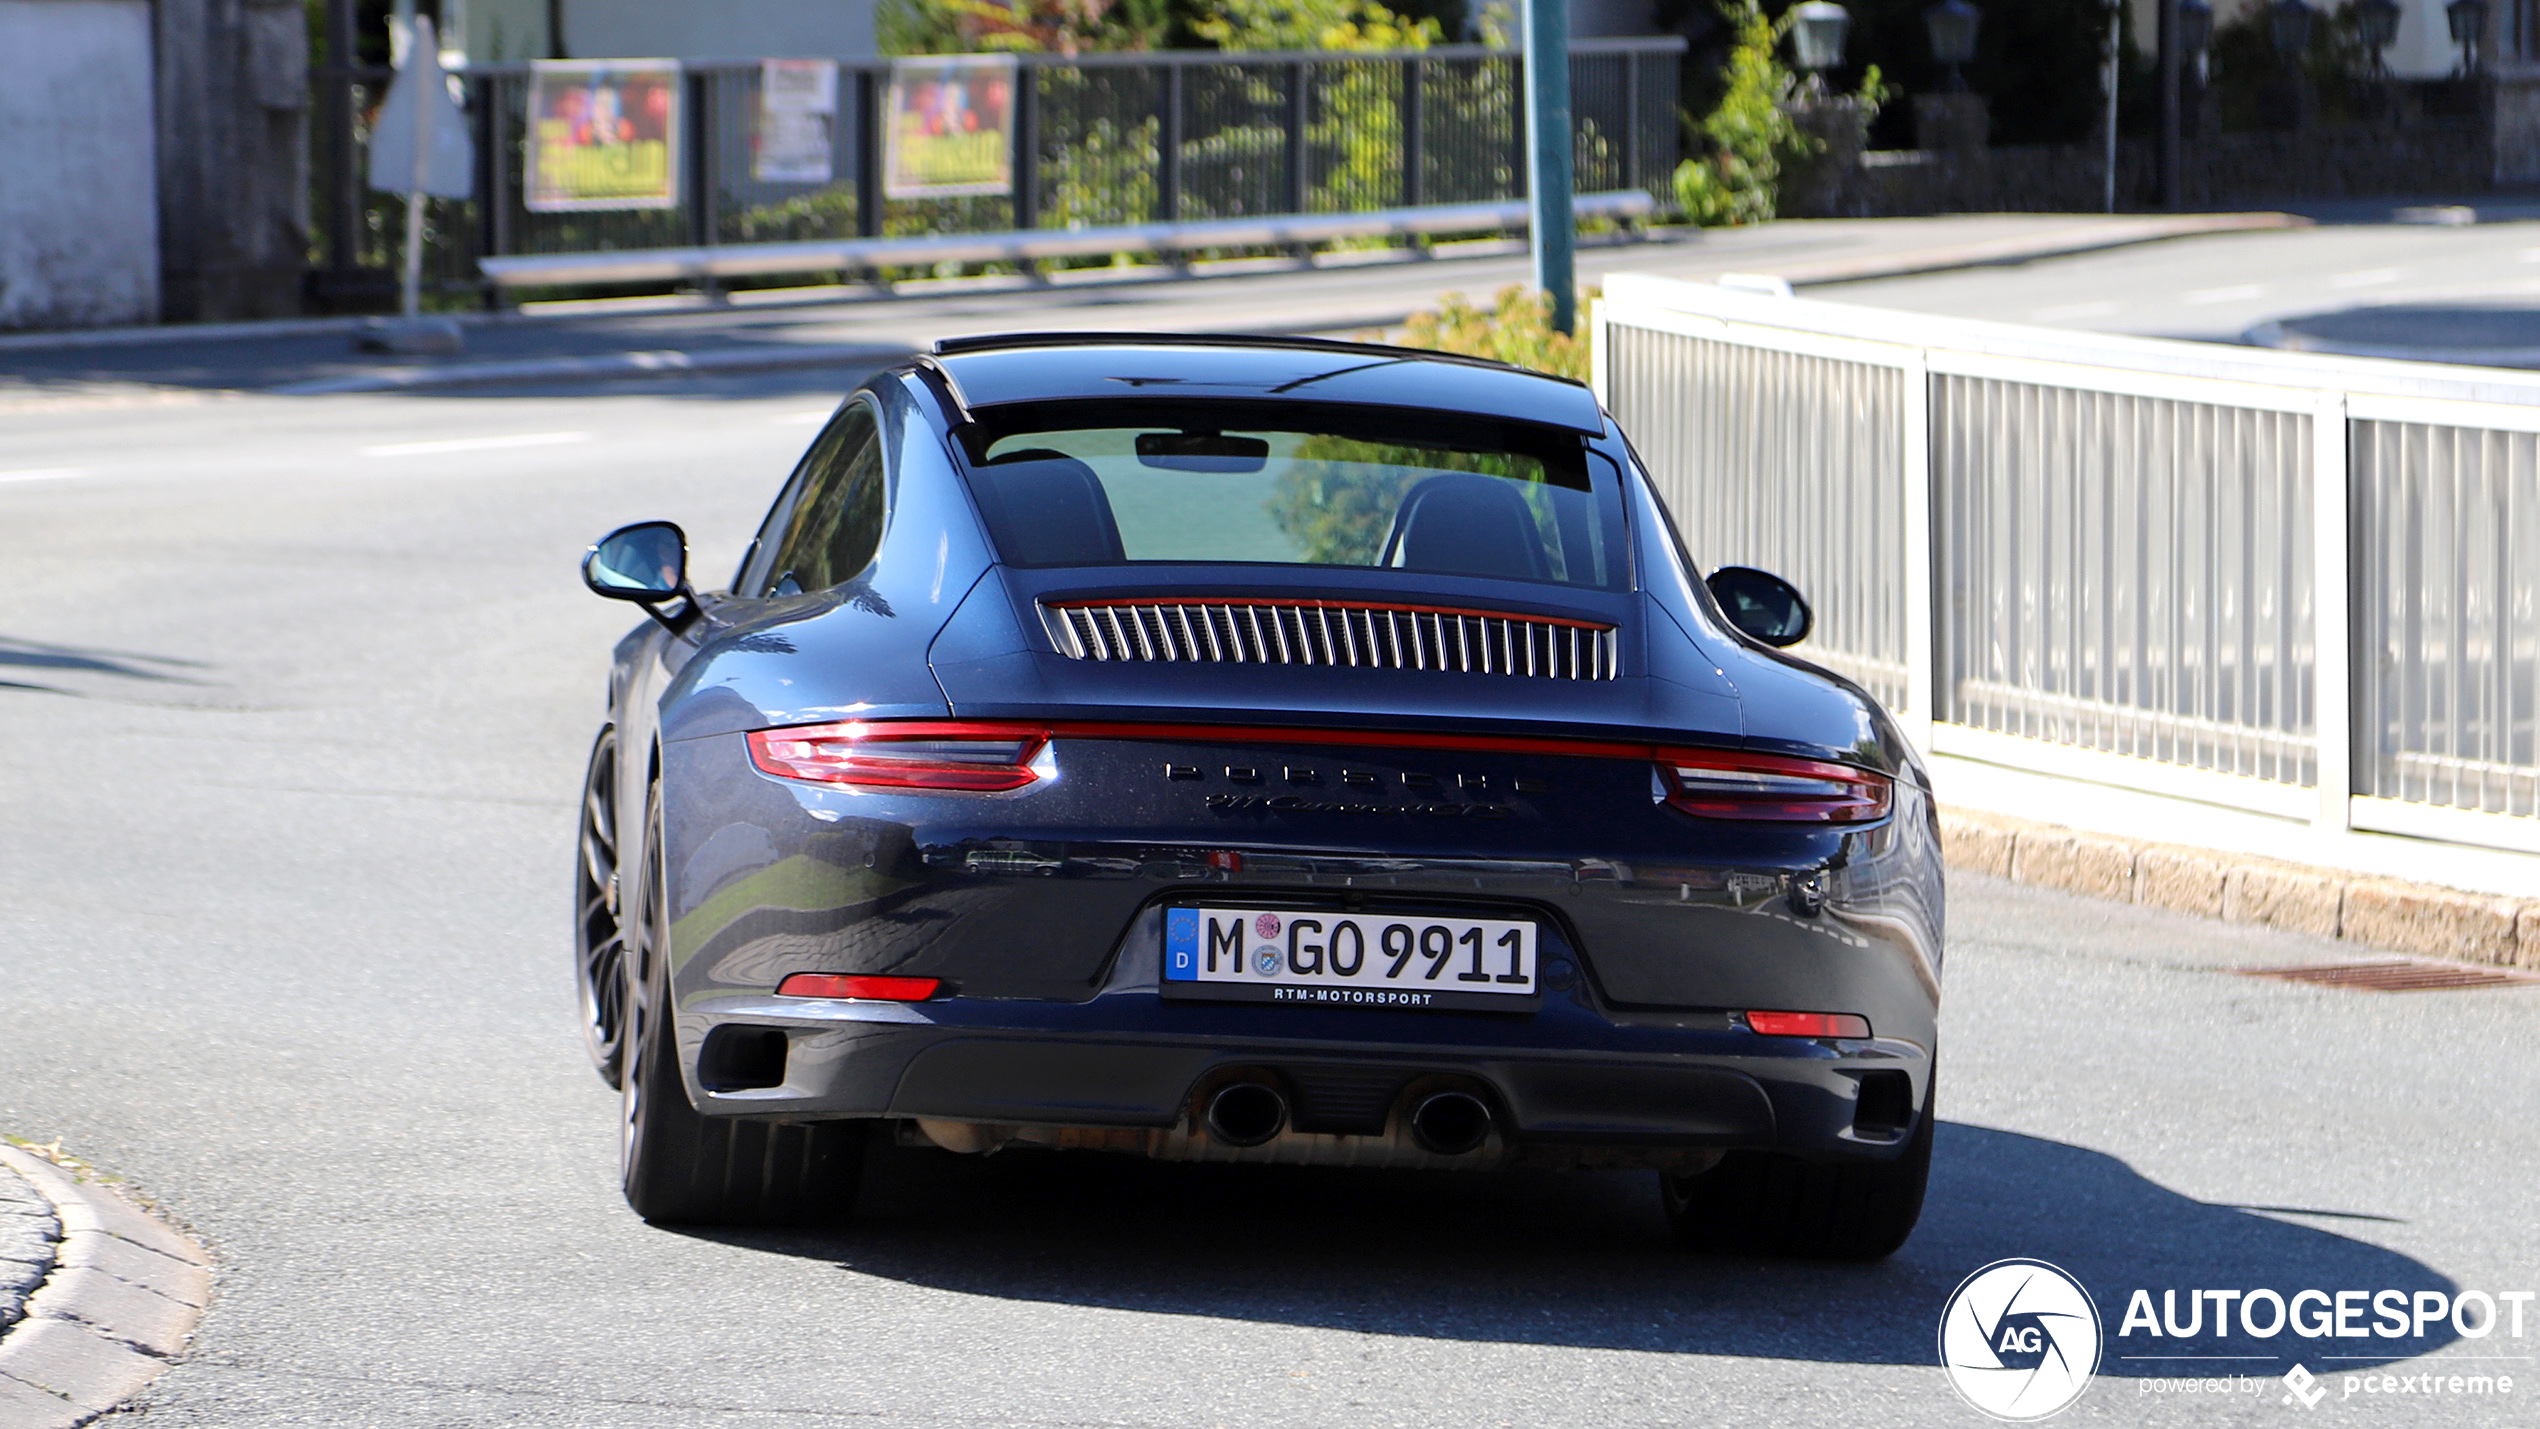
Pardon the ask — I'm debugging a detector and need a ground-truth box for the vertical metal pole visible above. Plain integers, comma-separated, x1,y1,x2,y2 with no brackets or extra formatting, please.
1014,60,1039,229
687,70,714,250
2103,6,2121,212
1287,59,1310,214
2313,393,2353,833
1161,61,1184,222
1524,0,1575,331
1014,58,1039,229
326,0,360,286
2159,0,2182,208
489,74,513,259
1902,348,1937,753
1402,57,1424,208
1623,52,1642,194
401,17,433,319
856,67,883,239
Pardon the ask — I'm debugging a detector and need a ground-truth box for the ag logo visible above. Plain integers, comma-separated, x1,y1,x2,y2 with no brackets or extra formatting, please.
1937,1259,2101,1420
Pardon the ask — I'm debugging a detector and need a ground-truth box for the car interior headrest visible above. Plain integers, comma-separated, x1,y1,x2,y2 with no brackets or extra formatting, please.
977,450,1126,566
1384,472,1550,581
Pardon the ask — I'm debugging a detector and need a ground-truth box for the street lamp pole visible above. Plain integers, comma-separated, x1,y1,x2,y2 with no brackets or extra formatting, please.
1523,0,1576,333
2102,0,2121,212
2158,0,2181,207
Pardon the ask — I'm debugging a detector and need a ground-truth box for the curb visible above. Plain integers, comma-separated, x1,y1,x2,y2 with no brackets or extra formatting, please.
1773,212,2307,289
266,340,912,396
2244,316,2540,371
0,1145,211,1429
1940,808,2540,970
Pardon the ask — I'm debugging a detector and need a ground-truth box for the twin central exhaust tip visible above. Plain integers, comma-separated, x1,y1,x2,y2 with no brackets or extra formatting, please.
1203,1082,1289,1148
1204,1081,1496,1156
1407,1090,1493,1156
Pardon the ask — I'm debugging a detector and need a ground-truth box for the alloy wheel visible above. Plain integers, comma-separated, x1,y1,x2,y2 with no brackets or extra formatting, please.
575,727,628,1085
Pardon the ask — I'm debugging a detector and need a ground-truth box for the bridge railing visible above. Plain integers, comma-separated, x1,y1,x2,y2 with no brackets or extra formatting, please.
309,39,1683,303
1594,275,2540,860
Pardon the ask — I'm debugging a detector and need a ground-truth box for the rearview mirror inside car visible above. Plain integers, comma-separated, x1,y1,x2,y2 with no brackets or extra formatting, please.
1136,431,1270,473
584,521,689,602
1707,565,1813,648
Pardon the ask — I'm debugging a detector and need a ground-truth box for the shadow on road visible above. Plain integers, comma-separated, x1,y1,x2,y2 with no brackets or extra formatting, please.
679,1121,2452,1374
0,635,207,696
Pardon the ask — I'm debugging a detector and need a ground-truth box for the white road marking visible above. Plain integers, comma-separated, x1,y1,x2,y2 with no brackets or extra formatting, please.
775,409,835,424
2329,268,2402,289
2183,284,2268,305
0,467,84,483
359,431,591,458
2030,300,2118,321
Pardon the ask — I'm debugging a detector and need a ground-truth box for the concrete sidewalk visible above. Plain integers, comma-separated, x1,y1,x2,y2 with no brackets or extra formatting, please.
0,212,2296,405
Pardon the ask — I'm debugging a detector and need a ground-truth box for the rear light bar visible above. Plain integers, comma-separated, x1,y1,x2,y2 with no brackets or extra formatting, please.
1659,749,1891,824
744,718,1893,823
775,973,942,1001
1745,1010,1872,1038
747,722,1048,792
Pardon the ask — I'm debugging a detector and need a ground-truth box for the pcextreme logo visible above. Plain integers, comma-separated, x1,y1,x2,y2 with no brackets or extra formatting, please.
1938,1259,2103,1421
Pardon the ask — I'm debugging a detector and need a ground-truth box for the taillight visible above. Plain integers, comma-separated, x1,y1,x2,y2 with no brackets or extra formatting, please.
748,721,1048,792
1745,1010,1872,1038
1658,748,1891,823
775,973,941,1000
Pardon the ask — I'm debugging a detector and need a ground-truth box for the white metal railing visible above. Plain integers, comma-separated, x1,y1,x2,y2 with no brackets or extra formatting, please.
1594,275,2540,860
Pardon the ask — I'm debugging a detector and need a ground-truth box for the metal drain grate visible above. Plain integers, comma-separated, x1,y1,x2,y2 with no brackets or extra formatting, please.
2235,959,2540,993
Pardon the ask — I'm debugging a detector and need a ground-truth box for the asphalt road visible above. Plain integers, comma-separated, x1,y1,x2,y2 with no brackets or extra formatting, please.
4,374,2538,1428
1816,212,2540,349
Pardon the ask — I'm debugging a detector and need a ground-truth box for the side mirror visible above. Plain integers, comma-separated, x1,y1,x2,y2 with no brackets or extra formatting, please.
584,521,697,633
1707,565,1813,648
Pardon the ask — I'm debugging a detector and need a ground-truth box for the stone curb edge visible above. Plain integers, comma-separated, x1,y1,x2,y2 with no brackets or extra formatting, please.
1774,212,2308,289
0,1146,211,1429
263,340,912,396
1939,808,2540,971
256,214,2283,399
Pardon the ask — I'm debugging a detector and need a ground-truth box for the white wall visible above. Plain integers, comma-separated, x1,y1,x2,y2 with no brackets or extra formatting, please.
559,0,877,61
0,0,158,329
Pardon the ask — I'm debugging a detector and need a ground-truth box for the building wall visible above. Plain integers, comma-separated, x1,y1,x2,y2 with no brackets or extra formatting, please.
0,0,159,329
457,0,555,62
558,0,877,61
155,0,311,321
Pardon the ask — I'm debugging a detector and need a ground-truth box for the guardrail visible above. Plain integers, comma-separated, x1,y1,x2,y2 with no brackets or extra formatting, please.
311,39,1684,302
478,190,1656,289
1593,275,2540,862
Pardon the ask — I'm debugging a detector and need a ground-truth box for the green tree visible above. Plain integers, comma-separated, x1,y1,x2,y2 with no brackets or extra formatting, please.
1667,0,1885,227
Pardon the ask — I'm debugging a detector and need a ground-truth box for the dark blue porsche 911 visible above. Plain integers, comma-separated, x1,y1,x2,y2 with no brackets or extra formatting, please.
572,332,1943,1258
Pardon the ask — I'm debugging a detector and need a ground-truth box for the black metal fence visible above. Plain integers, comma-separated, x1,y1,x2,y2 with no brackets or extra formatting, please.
310,38,1684,304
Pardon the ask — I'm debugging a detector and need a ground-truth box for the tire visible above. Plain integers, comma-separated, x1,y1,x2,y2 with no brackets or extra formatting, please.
574,727,628,1087
1662,1090,1934,1261
619,780,866,1227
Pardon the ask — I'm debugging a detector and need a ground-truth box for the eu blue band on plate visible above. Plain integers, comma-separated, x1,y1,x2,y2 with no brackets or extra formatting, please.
1164,907,1198,979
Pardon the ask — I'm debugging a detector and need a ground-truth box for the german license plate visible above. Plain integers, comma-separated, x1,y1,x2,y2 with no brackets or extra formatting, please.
1162,906,1538,1011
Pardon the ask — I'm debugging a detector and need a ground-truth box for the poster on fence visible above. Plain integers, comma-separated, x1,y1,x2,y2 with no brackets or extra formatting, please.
525,60,683,211
883,55,1015,198
754,59,838,183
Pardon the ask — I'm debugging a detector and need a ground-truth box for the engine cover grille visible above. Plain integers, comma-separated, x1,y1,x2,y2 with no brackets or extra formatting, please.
1041,598,1617,680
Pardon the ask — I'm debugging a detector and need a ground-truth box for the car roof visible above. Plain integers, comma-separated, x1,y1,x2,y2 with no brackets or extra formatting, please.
924,333,1607,436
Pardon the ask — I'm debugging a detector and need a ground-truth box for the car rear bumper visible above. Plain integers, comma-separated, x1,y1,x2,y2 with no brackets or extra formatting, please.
677,913,1933,1163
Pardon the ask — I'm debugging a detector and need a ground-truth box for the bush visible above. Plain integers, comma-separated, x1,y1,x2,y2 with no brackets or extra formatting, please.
1383,284,1589,381
1668,0,1885,227
1669,0,1804,226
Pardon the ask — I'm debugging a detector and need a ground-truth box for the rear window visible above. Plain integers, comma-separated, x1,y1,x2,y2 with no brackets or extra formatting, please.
954,401,1626,590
